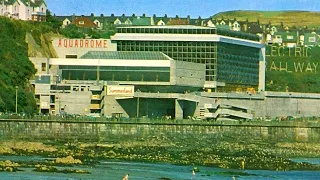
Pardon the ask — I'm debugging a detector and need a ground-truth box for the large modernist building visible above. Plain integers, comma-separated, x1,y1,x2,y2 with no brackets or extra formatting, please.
111,26,265,92
31,25,265,120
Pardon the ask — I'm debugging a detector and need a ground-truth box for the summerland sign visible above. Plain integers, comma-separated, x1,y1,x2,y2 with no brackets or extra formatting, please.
106,85,134,96
52,38,117,58
266,45,319,73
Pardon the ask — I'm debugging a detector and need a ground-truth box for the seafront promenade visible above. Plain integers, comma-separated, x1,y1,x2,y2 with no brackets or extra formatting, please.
0,118,319,143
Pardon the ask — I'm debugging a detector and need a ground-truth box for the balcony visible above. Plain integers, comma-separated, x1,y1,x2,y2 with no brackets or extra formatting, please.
32,12,46,16
90,104,100,110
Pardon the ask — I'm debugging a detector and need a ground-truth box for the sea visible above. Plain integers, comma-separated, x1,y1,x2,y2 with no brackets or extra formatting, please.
0,156,320,180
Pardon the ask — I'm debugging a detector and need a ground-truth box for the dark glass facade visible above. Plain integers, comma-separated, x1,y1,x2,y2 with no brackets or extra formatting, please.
60,65,170,82
117,41,217,81
217,43,260,86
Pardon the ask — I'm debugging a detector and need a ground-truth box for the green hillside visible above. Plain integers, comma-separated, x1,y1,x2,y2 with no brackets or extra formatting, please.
265,46,320,93
0,17,58,114
213,10,320,27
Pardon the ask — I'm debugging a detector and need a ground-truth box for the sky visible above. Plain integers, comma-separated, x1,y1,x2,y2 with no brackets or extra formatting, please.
47,0,320,18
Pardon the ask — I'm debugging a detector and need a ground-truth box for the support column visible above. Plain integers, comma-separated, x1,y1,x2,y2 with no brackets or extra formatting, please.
175,99,183,120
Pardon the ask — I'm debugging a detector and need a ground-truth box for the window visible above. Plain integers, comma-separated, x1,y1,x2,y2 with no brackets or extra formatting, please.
41,63,46,71
79,21,85,25
309,37,316,43
66,55,77,58
287,35,293,40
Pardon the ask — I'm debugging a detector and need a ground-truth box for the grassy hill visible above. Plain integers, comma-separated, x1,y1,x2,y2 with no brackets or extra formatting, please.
0,17,60,114
213,10,320,27
265,46,320,93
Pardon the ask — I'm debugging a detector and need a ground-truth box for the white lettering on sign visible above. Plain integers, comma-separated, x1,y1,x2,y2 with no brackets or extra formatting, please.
106,85,134,96
58,39,108,48
268,61,318,73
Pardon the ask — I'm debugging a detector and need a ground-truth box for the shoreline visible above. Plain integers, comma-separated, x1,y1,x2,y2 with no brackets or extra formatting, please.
0,140,320,173
0,120,319,173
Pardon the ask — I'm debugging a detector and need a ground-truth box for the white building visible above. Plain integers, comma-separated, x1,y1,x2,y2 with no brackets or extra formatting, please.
0,0,46,21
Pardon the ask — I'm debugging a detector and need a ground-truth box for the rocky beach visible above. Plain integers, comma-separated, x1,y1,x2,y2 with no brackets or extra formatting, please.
0,131,320,174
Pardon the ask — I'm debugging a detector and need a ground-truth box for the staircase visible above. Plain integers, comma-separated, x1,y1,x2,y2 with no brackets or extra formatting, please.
198,98,253,121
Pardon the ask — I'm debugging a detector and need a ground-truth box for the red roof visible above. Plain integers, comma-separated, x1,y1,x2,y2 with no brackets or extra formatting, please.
73,17,97,28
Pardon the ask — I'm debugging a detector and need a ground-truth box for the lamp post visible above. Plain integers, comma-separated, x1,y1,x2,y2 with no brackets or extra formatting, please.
15,86,18,114
136,96,140,118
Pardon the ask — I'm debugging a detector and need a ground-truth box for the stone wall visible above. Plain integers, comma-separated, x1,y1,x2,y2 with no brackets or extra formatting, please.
0,122,319,143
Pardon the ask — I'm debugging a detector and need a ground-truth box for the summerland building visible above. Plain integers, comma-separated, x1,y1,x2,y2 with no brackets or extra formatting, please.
0,0,46,21
30,25,273,120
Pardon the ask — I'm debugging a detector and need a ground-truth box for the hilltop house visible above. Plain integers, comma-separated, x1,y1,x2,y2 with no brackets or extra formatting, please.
0,0,46,21
304,32,320,47
59,13,155,29
56,13,320,49
272,31,298,47
153,14,169,25
73,16,97,28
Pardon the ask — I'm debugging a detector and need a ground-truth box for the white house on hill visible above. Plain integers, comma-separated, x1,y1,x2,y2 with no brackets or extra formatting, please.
0,0,47,21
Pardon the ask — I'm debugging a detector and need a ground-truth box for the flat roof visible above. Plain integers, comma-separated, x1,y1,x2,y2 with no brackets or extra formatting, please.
117,25,216,29
111,34,263,48
80,51,172,60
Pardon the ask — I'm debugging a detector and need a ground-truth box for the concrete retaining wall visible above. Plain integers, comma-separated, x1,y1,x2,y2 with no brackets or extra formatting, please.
0,122,319,143
200,91,320,118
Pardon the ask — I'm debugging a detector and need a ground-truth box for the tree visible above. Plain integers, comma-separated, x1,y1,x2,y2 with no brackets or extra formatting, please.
0,17,37,114
46,9,61,31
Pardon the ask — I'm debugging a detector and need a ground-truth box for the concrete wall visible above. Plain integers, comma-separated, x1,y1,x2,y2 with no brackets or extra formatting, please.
57,91,91,115
103,96,131,118
35,84,50,94
175,100,197,119
171,61,205,87
0,122,318,143
199,91,320,118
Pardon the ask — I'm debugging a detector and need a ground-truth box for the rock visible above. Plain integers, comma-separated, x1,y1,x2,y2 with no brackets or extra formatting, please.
0,160,20,167
4,167,13,172
107,150,117,157
56,156,82,164
34,165,57,172
113,144,122,150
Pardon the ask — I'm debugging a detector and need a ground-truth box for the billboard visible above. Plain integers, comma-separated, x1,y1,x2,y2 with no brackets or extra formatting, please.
106,85,134,96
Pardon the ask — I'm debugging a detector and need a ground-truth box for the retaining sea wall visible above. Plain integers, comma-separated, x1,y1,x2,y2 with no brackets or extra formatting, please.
0,121,319,143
